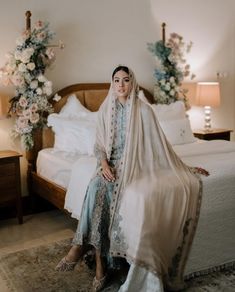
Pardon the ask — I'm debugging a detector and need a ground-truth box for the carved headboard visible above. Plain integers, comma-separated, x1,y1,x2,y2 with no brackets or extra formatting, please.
29,83,153,169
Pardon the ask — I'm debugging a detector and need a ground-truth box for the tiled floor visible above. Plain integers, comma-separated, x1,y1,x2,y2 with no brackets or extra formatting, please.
0,210,77,291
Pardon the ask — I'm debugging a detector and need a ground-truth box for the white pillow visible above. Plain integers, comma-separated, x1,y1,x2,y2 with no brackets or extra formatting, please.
60,94,91,118
160,118,196,145
153,101,186,121
47,114,97,155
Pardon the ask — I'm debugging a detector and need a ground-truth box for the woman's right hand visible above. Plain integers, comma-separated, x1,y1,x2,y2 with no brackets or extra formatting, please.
101,159,115,182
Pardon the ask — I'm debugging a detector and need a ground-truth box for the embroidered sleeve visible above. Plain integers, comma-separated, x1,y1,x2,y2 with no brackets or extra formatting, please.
94,143,107,161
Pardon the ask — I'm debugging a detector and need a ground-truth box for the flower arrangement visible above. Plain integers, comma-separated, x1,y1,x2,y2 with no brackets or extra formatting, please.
148,30,195,108
0,20,62,150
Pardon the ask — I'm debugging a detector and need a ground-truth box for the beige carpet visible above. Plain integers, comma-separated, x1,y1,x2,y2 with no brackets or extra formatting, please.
0,238,234,292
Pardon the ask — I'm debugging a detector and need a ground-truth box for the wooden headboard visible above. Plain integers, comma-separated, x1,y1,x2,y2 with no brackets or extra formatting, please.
28,83,153,169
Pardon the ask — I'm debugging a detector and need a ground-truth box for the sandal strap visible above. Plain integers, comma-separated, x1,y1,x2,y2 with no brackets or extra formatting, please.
92,275,107,291
55,257,78,272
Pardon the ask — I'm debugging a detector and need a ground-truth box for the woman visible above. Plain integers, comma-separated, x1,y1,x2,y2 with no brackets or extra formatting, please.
56,66,133,291
56,66,208,292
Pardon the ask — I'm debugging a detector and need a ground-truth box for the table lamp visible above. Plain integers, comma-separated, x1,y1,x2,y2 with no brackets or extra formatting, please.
196,82,221,131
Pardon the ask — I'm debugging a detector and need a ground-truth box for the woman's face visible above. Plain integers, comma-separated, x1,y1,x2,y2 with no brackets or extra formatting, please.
113,70,131,99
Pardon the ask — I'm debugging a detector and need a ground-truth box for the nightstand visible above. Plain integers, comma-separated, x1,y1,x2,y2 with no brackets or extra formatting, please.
193,129,233,141
0,150,23,224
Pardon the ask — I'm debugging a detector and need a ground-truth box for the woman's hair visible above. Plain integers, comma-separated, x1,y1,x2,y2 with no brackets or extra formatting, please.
112,65,129,79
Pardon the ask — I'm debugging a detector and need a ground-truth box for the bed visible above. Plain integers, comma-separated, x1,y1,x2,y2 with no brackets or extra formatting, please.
27,83,154,209
27,83,235,279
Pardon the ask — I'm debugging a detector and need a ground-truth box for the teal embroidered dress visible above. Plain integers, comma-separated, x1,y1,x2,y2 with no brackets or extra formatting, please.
72,99,127,258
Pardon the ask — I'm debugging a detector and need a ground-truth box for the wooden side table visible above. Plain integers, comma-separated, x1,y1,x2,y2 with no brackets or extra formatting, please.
0,150,23,224
193,129,233,141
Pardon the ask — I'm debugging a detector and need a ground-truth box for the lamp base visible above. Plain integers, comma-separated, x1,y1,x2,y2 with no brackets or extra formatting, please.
204,106,212,132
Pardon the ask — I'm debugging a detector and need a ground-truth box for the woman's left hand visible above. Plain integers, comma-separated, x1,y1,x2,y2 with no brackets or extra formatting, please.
195,167,210,176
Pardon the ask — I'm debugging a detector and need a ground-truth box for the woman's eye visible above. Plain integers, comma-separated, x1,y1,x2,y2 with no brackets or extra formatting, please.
124,79,130,83
114,79,119,83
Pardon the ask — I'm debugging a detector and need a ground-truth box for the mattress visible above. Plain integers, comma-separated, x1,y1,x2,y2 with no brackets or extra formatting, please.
36,148,83,189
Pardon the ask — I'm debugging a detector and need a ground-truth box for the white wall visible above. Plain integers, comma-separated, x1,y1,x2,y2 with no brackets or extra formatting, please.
150,0,235,132
0,0,235,195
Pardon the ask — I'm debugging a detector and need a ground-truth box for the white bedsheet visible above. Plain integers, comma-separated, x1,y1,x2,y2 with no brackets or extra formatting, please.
37,148,82,189
64,139,235,276
175,140,235,275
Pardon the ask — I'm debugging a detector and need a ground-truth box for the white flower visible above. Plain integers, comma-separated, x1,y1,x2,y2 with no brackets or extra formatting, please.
169,89,175,96
164,83,171,91
38,74,47,83
53,93,61,102
43,80,52,96
39,97,49,109
14,50,22,60
27,62,35,71
18,63,27,72
16,36,25,46
24,72,32,83
45,80,52,88
159,90,166,97
43,86,52,96
30,80,38,89
20,48,34,63
20,55,30,64
175,86,180,92
36,88,43,95
169,76,175,83
159,79,166,85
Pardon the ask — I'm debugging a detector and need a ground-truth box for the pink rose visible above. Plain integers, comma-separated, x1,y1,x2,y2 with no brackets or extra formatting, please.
30,113,40,124
16,117,29,129
30,103,38,112
22,109,31,119
37,32,46,41
11,73,25,86
19,96,28,108
34,20,44,29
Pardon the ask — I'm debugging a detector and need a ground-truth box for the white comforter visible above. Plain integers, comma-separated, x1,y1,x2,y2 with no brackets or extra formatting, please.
64,140,235,276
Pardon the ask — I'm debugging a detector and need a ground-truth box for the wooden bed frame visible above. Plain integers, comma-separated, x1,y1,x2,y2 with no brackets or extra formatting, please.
27,83,154,210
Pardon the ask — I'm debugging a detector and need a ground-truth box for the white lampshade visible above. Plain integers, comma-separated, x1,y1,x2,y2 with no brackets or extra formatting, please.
196,82,221,107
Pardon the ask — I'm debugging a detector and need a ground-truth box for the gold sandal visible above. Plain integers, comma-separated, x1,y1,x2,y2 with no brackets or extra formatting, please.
55,256,79,272
92,274,107,291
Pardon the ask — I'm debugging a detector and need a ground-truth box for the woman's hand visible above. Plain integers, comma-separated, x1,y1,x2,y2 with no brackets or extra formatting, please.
195,167,210,176
101,159,115,182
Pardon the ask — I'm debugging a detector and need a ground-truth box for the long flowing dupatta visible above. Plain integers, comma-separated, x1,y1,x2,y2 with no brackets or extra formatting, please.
95,69,202,290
